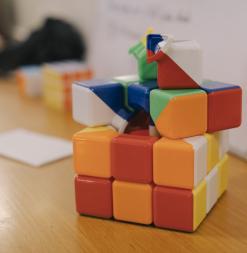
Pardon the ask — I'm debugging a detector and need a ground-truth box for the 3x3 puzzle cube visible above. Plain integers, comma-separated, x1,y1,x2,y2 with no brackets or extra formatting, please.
16,61,93,111
72,32,242,232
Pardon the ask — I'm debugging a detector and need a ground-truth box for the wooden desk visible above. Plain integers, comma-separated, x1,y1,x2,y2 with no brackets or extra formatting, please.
0,79,247,253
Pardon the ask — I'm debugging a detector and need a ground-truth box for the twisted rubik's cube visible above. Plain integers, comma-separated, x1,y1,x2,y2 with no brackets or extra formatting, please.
72,33,242,232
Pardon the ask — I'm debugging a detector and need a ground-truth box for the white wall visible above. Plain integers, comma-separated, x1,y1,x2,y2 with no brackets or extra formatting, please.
14,0,96,48
14,0,247,83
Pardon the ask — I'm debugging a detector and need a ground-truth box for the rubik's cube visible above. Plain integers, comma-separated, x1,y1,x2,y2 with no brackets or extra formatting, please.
43,61,93,111
72,33,242,232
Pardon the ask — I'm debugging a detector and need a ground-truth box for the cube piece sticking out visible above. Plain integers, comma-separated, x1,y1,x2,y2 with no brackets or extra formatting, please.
147,34,202,89
129,41,157,81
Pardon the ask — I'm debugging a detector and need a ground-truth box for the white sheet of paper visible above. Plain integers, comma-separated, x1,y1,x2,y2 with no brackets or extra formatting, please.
0,129,72,167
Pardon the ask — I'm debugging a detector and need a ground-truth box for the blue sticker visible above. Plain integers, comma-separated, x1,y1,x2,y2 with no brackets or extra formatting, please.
147,34,163,53
201,80,240,93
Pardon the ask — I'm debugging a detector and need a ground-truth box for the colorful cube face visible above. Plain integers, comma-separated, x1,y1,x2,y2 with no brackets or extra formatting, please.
153,136,207,189
150,89,207,139
111,134,158,183
153,144,229,232
201,81,242,132
154,171,220,232
147,34,202,89
75,176,113,218
71,31,239,233
73,127,118,178
129,42,157,81
113,181,152,224
73,127,228,232
72,77,241,135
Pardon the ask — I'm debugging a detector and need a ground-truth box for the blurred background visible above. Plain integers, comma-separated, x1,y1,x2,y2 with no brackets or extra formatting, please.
0,0,246,157
1,0,246,81
7,0,246,81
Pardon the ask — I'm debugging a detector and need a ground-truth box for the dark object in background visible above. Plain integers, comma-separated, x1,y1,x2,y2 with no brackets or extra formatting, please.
0,0,15,44
0,17,86,75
